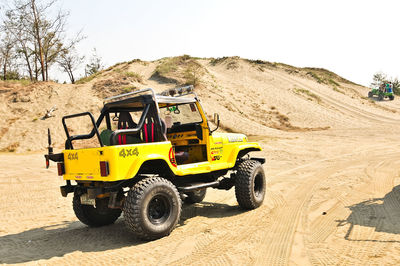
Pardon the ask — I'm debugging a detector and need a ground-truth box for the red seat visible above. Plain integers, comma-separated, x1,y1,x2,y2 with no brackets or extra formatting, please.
141,118,168,143
118,112,136,145
142,118,155,143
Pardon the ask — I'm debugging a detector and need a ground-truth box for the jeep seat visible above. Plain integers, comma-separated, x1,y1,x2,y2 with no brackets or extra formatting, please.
142,117,155,143
117,111,140,145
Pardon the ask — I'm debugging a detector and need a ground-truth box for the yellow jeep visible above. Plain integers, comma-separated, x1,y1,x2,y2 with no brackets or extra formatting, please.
45,86,266,240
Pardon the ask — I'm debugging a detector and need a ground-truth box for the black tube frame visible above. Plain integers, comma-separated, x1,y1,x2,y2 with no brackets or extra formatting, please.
109,104,150,145
62,112,104,149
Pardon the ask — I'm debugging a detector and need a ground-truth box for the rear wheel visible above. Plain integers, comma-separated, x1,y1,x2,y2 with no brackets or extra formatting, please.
184,188,207,204
378,94,384,101
235,160,266,209
123,176,181,240
389,95,394,100
73,192,122,227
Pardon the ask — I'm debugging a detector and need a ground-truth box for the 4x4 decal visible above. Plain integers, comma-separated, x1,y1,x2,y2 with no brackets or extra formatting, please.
67,152,78,160
119,148,139,158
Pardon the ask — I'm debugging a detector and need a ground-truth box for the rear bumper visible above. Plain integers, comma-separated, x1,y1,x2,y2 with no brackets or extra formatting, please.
60,183,75,197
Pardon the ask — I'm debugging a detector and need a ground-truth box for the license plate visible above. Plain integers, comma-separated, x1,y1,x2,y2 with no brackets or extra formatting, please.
80,194,95,206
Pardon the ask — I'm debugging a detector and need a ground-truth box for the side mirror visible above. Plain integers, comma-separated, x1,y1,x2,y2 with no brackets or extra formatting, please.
211,113,220,134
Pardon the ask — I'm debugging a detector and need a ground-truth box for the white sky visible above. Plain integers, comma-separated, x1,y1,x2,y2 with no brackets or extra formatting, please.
40,0,400,85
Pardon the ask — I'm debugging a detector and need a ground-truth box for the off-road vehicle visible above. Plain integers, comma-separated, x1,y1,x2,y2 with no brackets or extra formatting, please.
368,83,394,101
45,85,266,240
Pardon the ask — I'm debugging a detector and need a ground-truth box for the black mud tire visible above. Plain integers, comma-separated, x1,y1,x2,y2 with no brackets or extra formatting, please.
235,160,266,209
73,192,122,227
389,95,394,101
123,176,181,240
378,94,384,101
368,91,373,98
184,188,207,204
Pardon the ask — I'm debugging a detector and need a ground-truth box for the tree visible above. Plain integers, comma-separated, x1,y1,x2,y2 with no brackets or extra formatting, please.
184,63,202,87
57,47,84,84
2,4,36,80
391,77,400,95
85,48,103,76
0,31,15,80
370,72,387,89
1,0,83,81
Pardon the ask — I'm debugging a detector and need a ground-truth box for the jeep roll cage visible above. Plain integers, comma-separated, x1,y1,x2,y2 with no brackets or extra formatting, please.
62,86,198,150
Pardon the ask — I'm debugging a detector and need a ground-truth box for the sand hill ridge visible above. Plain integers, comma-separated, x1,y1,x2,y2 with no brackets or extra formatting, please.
1,55,399,152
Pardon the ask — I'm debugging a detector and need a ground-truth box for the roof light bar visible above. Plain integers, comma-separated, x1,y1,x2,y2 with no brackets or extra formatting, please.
103,88,156,104
159,85,195,97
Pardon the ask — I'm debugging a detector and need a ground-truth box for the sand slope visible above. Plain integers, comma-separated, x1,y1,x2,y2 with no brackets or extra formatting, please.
1,57,400,265
1,56,399,152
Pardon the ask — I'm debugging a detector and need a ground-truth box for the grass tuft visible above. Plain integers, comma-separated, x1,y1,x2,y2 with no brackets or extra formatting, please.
294,88,322,103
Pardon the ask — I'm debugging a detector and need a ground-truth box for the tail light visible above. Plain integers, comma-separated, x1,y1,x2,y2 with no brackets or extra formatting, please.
100,161,109,176
57,163,65,176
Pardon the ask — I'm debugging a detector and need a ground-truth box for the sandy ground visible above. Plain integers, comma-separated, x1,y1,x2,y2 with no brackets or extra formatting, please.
2,124,400,265
2,57,400,265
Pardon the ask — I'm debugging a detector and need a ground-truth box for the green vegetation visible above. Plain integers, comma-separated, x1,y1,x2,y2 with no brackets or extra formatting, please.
85,48,103,77
210,57,229,66
155,59,179,76
75,71,103,84
183,66,201,86
0,79,32,87
241,59,354,88
303,68,358,89
127,59,142,64
124,72,143,83
332,86,344,94
328,79,339,87
304,68,358,86
306,71,323,84
210,56,240,70
121,86,137,93
294,88,322,103
153,55,203,86
245,59,276,67
0,0,84,83
111,67,143,83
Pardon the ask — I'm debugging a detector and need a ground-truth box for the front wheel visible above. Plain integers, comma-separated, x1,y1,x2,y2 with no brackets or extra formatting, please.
123,176,181,240
73,192,122,227
378,94,384,101
389,95,394,100
368,91,373,98
235,160,266,209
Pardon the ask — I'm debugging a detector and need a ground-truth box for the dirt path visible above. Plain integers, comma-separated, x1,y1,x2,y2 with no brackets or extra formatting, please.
1,125,400,265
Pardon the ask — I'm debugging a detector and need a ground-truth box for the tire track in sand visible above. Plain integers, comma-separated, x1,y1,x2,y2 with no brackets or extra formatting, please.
305,151,400,265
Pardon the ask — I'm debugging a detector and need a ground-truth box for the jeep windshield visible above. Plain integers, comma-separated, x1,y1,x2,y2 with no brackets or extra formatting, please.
160,103,202,129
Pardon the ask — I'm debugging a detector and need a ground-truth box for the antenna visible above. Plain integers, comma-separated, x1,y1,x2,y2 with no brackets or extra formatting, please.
47,128,53,154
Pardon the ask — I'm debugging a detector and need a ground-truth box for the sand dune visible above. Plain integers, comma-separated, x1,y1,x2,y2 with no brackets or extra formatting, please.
1,57,400,265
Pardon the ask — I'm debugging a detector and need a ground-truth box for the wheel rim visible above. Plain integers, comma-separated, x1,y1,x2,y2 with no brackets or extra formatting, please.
147,194,171,225
253,172,264,200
